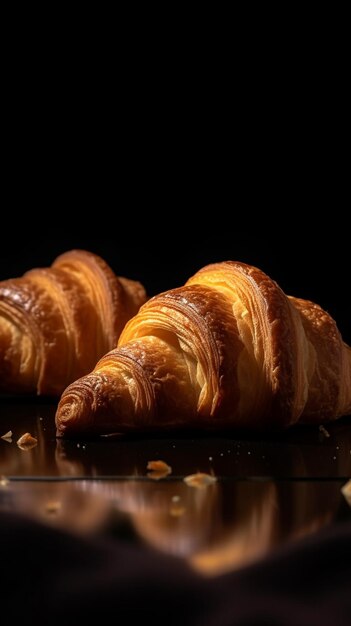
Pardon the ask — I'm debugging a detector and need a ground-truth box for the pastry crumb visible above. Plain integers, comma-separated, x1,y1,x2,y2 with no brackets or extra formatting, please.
184,472,217,488
319,425,330,438
1,430,12,442
341,479,351,506
17,432,38,450
147,460,172,480
147,460,172,472
0,475,9,487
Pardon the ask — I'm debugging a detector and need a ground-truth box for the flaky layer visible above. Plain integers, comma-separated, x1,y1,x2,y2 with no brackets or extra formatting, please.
56,261,351,436
0,250,146,395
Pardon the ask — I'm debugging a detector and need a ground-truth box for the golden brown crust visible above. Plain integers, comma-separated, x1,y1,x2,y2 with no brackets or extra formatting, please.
0,250,146,395
56,261,351,436
187,262,304,427
121,285,243,422
289,297,344,422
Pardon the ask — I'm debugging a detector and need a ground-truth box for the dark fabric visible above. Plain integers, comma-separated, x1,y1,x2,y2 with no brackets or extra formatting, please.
1,512,350,626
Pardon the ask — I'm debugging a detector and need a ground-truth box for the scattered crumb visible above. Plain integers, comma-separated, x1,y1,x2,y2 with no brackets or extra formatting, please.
319,425,330,438
45,501,62,515
0,475,9,487
147,460,172,472
147,460,172,480
1,430,12,442
341,480,351,506
16,433,38,450
184,472,217,489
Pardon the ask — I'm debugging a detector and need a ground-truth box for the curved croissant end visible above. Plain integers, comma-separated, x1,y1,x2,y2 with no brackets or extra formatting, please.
0,250,146,395
56,261,351,436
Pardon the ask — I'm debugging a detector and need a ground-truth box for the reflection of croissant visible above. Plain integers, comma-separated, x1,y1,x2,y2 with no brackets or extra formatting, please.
56,261,351,435
70,479,340,575
0,250,146,395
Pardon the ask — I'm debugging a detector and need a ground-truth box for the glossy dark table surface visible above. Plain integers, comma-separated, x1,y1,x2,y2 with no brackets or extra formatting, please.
1,399,350,576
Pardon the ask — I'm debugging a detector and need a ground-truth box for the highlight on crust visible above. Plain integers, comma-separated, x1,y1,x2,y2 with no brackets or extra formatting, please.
0,250,146,396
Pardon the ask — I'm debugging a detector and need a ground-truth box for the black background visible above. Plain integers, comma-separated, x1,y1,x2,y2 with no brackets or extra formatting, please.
2,29,349,342
1,80,349,343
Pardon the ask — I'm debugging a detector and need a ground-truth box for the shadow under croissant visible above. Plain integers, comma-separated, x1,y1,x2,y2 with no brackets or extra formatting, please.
1,410,350,481
54,419,351,480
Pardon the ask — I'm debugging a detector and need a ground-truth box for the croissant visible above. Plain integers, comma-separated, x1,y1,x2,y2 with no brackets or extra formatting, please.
55,261,351,436
0,250,146,395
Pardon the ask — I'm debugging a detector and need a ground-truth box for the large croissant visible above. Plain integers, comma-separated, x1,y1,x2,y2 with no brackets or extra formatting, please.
56,261,351,436
0,250,146,395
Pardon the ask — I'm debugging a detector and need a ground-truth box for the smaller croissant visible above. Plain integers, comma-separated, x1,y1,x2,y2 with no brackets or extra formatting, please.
56,261,351,436
0,250,146,395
